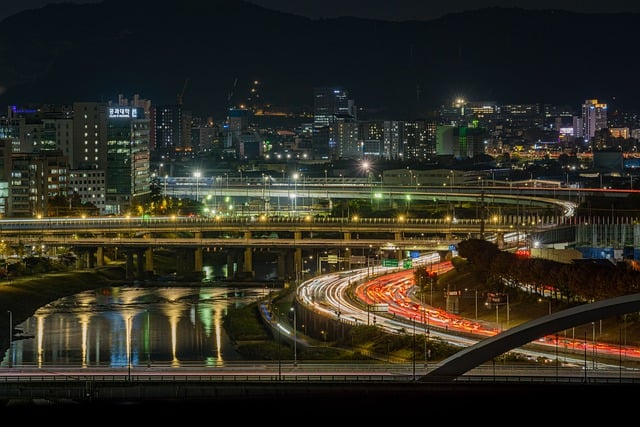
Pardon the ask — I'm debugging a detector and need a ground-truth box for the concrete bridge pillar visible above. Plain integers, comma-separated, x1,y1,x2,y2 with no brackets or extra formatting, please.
277,251,287,281
135,249,146,276
244,247,253,276
145,247,154,272
285,251,295,283
234,249,244,277
227,253,236,278
194,248,203,273
75,253,83,269
74,248,96,269
175,248,196,278
193,231,203,274
96,246,104,267
126,252,134,279
87,250,97,268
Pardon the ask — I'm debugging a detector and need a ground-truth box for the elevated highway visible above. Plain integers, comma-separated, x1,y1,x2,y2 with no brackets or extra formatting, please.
0,214,570,280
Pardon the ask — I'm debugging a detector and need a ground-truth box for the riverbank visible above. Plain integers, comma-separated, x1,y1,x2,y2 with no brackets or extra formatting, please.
0,267,127,355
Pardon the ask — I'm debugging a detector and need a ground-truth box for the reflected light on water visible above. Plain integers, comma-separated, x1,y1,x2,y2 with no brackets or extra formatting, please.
171,313,179,367
36,314,44,367
2,286,263,368
80,314,89,368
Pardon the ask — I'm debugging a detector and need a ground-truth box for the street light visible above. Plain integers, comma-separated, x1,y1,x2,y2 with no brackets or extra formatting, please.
412,317,416,381
126,315,132,380
7,309,11,341
539,298,551,315
290,306,297,367
293,172,299,214
592,321,597,370
424,312,430,371
163,174,168,199
7,310,11,367
193,170,201,202
146,310,151,368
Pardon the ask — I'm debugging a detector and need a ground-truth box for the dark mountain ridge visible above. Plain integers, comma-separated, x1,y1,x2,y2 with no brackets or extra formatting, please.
0,0,638,120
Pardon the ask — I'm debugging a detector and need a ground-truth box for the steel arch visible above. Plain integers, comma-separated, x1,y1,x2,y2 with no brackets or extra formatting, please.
422,293,640,382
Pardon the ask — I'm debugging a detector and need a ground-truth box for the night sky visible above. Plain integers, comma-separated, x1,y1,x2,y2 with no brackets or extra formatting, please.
3,0,640,22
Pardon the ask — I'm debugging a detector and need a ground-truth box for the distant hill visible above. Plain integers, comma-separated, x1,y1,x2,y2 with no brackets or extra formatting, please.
0,0,639,120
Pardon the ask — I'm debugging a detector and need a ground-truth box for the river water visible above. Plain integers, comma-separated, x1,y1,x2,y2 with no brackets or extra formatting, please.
1,285,267,368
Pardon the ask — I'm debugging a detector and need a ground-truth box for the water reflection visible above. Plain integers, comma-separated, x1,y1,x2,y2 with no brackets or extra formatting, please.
2,286,264,368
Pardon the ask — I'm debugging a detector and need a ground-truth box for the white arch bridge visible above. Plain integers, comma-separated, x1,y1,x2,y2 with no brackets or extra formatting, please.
423,293,640,382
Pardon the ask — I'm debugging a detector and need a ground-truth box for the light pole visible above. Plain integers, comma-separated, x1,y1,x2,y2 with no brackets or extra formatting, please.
293,172,299,216
163,174,168,199
539,298,551,315
476,288,478,320
194,170,201,202
277,323,282,380
412,317,416,381
592,321,596,370
428,272,433,306
290,306,297,367
146,310,151,368
127,315,132,380
7,310,11,367
423,308,429,370
506,293,509,329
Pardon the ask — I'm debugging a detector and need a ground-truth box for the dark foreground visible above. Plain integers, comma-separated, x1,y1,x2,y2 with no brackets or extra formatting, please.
3,381,636,420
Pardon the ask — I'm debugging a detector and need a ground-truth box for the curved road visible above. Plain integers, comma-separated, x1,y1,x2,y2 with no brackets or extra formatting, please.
296,257,640,370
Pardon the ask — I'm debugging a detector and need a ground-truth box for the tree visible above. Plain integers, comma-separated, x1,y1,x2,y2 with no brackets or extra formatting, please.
456,239,501,271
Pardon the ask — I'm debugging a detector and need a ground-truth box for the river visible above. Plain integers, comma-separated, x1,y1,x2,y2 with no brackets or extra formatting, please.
1,285,267,368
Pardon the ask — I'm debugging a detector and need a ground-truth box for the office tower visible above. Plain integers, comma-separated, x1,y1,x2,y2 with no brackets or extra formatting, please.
313,87,354,127
402,120,438,161
313,87,356,159
455,126,487,159
334,116,359,159
105,106,151,215
72,102,109,170
8,152,68,217
153,104,190,156
582,99,608,142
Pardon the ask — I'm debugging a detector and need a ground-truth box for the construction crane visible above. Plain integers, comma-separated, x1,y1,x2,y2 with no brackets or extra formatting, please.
177,77,189,105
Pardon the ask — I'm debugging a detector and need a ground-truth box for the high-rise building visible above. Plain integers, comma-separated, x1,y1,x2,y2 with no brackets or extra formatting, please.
402,120,438,161
72,102,108,170
334,116,359,159
153,104,189,156
313,87,356,159
313,87,354,127
105,106,151,215
8,152,68,217
455,126,487,159
582,99,608,142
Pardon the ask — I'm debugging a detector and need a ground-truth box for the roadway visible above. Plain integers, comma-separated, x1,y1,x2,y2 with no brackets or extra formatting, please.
295,257,640,374
0,215,539,263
